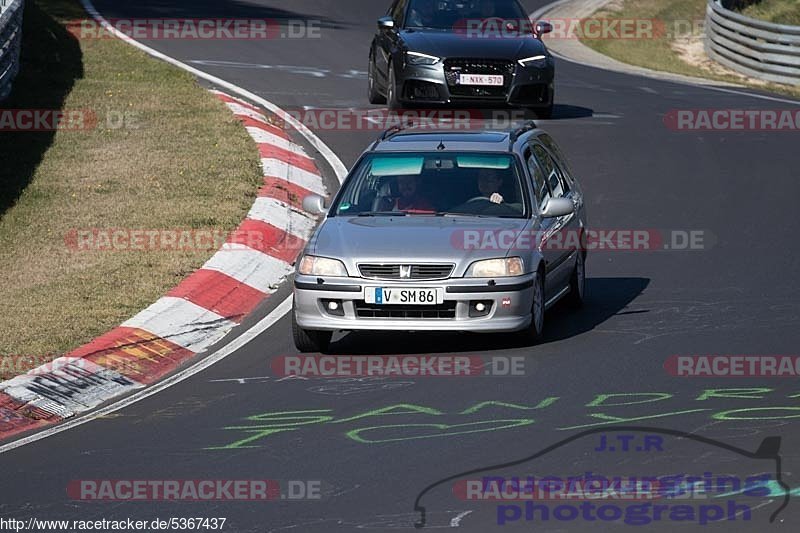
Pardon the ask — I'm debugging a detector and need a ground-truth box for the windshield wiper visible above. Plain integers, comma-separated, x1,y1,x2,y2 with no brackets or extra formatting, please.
440,212,524,219
357,211,407,217
441,212,493,218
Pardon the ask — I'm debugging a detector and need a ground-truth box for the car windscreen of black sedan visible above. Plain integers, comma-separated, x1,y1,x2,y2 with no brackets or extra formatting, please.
368,0,555,117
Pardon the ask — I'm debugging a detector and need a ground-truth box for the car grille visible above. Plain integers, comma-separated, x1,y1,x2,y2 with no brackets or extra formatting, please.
444,58,515,98
354,301,457,319
358,264,454,280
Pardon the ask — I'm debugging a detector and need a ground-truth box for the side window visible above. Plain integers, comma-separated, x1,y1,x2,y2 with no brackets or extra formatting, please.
392,0,407,25
539,133,574,187
525,149,550,210
532,144,566,198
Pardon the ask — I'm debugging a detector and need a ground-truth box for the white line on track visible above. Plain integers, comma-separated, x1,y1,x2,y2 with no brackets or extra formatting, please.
449,511,473,527
0,0,347,455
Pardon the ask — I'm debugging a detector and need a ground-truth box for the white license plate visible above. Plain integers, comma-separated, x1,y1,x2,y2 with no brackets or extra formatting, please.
457,74,504,86
364,287,444,305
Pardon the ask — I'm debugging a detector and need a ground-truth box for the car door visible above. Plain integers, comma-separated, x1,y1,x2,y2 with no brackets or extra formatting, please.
374,0,407,89
523,146,559,301
528,142,579,300
539,132,584,213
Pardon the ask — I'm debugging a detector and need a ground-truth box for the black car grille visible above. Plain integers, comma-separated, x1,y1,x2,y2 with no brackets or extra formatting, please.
444,58,515,98
354,301,457,319
358,264,454,280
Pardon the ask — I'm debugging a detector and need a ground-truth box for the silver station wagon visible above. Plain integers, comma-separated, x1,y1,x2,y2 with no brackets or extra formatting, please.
292,122,587,352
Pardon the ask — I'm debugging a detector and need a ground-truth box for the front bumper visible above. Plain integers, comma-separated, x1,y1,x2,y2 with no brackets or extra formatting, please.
396,60,554,107
293,273,536,332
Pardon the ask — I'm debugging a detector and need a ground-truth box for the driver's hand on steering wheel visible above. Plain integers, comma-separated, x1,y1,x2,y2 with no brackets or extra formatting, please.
489,192,504,204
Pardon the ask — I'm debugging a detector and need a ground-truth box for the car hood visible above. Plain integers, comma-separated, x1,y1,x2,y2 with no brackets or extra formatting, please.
400,29,547,60
308,216,532,276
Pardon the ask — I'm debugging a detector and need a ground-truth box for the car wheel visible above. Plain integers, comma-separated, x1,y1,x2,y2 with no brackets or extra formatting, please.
518,270,545,345
368,55,386,105
291,305,332,353
387,62,402,110
565,251,586,309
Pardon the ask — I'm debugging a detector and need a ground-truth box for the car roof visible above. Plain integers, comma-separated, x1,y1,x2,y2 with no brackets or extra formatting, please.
369,125,545,153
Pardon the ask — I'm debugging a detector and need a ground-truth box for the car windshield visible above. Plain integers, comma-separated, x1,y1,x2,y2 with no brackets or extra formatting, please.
331,152,528,218
405,0,530,30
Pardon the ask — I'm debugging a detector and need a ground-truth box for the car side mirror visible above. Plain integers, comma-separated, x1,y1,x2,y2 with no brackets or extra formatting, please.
534,21,553,38
302,194,328,215
378,16,395,30
540,197,573,218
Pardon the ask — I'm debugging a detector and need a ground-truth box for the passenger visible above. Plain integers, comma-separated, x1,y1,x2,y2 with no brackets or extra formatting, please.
394,175,435,211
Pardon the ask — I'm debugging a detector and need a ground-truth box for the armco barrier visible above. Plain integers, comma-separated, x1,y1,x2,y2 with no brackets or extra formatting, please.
0,0,23,101
705,0,800,86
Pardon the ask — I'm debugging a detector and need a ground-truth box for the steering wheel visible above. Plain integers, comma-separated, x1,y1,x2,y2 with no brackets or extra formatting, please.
466,196,492,203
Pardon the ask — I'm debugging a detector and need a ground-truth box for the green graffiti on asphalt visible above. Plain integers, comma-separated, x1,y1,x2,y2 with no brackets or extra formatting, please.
346,419,536,444
207,387,800,449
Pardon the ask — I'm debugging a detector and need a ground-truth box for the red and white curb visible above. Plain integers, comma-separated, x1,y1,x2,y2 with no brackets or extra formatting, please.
0,91,326,441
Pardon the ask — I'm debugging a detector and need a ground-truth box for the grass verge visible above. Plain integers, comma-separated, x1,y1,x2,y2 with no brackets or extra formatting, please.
579,0,800,99
740,0,800,26
0,0,263,375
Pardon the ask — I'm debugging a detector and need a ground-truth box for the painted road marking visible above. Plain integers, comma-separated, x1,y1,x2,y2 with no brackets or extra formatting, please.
248,197,317,240
246,127,307,154
167,269,268,322
202,243,294,294
1,358,141,417
261,158,327,196
1,0,347,452
122,297,237,353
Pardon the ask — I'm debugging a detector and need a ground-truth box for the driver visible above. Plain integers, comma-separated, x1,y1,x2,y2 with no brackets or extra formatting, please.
477,0,496,18
407,0,436,27
477,168,505,204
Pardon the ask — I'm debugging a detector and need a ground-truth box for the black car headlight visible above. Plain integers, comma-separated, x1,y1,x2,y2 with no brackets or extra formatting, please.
517,55,548,68
406,51,441,66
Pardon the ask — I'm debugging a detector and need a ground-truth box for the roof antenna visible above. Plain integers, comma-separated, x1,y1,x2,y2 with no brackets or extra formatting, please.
436,140,446,151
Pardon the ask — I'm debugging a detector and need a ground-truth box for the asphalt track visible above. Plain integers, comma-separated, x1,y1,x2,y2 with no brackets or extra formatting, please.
2,0,800,531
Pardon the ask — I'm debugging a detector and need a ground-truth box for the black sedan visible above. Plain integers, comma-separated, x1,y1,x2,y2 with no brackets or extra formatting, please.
368,0,555,117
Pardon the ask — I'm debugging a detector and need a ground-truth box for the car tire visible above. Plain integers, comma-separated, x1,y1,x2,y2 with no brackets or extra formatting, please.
368,54,386,105
518,270,545,345
387,62,403,110
565,251,586,309
291,306,332,353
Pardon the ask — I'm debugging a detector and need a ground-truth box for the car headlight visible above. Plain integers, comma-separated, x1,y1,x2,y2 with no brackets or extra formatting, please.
465,257,524,277
406,51,441,66
298,255,348,277
517,55,548,68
